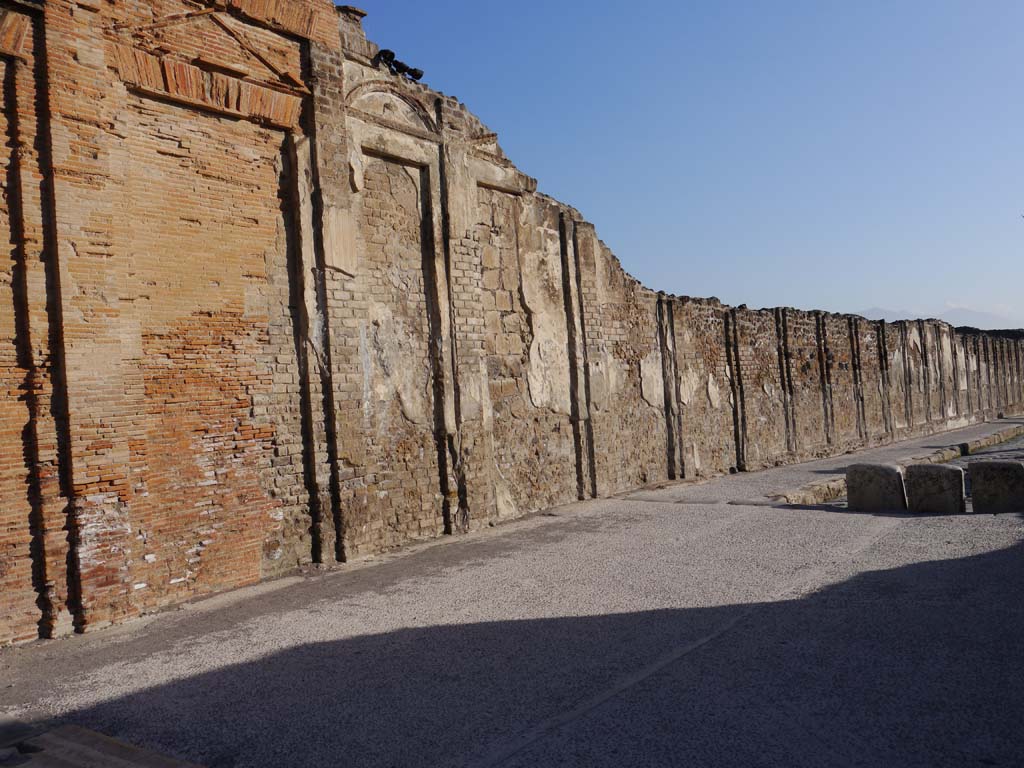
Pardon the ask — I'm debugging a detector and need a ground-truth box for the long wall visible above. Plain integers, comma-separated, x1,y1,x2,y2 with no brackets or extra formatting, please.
1,1,1022,644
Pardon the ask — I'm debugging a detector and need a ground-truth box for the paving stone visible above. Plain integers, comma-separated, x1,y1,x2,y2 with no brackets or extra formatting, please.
905,464,966,515
846,464,908,512
969,461,1024,515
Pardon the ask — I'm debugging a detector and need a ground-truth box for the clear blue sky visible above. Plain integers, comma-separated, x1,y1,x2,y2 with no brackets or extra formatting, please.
356,1,1023,327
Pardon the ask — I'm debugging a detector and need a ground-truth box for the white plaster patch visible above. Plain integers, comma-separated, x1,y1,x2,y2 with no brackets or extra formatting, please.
528,336,571,414
640,349,664,409
590,346,625,412
678,367,700,407
365,303,430,425
323,206,358,275
687,443,702,473
707,373,721,410
349,150,364,192
520,216,572,415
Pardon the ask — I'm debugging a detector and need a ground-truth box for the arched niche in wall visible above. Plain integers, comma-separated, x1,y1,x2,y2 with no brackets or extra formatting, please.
346,81,438,139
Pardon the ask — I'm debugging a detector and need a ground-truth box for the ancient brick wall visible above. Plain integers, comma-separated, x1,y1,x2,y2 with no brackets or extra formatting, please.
0,3,68,645
575,228,669,495
3,3,1024,644
673,299,735,478
728,308,788,470
822,314,861,449
31,0,335,634
854,319,891,440
781,309,828,457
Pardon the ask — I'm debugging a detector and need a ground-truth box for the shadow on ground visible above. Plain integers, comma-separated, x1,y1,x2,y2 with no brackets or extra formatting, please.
38,539,1024,768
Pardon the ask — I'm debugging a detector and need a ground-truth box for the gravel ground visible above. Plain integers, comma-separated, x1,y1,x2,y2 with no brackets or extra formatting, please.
2,420,1022,768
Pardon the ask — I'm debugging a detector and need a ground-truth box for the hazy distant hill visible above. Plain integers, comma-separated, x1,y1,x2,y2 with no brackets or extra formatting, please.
858,306,1014,331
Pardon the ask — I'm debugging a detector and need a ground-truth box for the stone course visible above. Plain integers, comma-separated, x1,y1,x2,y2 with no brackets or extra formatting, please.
1,1,1023,644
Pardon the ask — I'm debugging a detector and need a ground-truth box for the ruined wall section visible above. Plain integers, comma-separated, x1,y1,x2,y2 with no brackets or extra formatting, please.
855,319,892,439
328,10,1024,554
331,38,458,555
673,298,735,478
821,314,861,449
781,309,829,457
575,228,669,495
728,308,788,470
5,5,1024,645
41,0,337,632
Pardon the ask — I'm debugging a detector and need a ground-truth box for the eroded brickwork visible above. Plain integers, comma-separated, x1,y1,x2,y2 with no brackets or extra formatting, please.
2,2,1023,644
35,0,327,632
345,156,445,551
782,309,829,458
576,229,668,495
0,6,61,645
673,299,735,478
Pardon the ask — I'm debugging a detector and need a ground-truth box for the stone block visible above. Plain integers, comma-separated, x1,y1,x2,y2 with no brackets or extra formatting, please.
905,464,966,515
968,461,1024,515
846,464,907,512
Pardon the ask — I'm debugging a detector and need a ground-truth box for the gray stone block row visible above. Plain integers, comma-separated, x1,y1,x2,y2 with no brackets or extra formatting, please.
848,460,1024,515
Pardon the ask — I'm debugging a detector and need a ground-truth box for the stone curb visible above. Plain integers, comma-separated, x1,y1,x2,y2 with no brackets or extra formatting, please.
774,422,1024,506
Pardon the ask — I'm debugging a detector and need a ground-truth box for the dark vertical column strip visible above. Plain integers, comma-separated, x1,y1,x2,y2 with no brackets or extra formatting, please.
950,332,961,418
4,53,51,635
815,313,834,446
976,337,985,415
285,137,325,564
878,321,893,436
918,321,932,424
667,300,686,479
570,224,598,498
657,296,676,478
558,212,586,500
935,326,948,419
962,335,973,417
984,337,994,413
33,12,84,631
994,339,1003,410
301,47,347,560
657,295,684,479
781,309,800,451
1011,339,1019,405
774,308,795,454
418,164,459,535
974,337,983,416
901,324,913,430
849,317,867,442
725,309,747,472
1003,339,1011,408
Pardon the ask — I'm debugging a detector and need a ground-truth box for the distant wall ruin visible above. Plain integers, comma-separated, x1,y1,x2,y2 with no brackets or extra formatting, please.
2,0,1022,644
